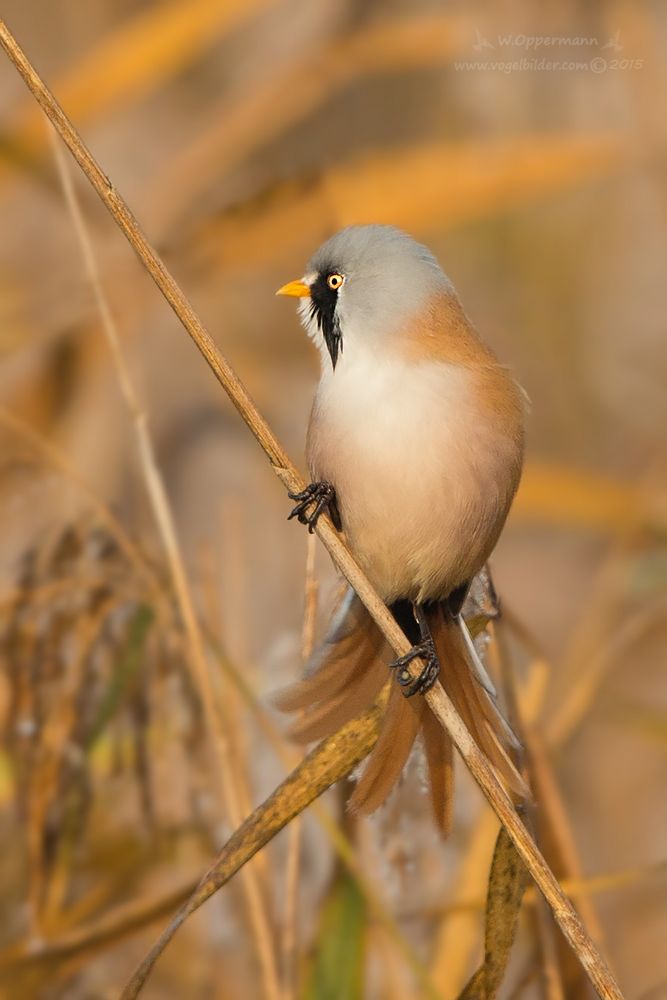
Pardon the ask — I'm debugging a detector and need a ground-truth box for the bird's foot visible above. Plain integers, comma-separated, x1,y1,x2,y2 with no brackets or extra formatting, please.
390,637,440,698
288,481,338,533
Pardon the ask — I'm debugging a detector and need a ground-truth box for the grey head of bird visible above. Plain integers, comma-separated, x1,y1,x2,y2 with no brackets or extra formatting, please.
277,224,453,370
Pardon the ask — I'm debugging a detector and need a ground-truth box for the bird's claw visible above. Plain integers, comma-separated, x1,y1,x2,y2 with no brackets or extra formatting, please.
288,481,337,533
390,637,440,698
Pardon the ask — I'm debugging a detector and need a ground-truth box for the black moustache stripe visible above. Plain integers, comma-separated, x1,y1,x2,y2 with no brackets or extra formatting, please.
309,271,343,370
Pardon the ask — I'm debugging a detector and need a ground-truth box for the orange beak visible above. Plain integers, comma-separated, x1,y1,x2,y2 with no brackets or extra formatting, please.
276,279,310,298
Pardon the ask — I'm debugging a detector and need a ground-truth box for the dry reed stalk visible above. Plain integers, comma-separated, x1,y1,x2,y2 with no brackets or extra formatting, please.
527,729,605,946
487,620,568,1000
430,622,556,995
0,525,426,987
0,408,158,594
204,623,396,935
506,967,541,1000
183,133,625,280
206,635,440,992
300,531,319,663
498,604,647,938
0,874,201,975
26,597,116,932
513,462,662,534
1,699,440,997
550,592,666,749
0,21,625,1000
530,863,566,1000
0,575,112,617
558,861,667,900
526,531,664,983
0,0,278,191
209,513,279,977
375,925,418,1000
3,824,654,990
217,496,252,667
430,810,499,996
119,702,387,1000
206,510,268,883
308,798,443,999
545,476,660,748
47,123,282,1000
407,859,667,922
281,532,318,1000
281,810,301,1000
202,517,282,978
148,12,470,229
198,538,270,887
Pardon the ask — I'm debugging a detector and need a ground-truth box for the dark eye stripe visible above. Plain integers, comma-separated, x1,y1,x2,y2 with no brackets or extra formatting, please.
309,270,343,369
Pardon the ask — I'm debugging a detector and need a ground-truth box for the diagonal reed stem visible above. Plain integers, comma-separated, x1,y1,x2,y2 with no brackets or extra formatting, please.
0,19,624,1000
46,124,283,1000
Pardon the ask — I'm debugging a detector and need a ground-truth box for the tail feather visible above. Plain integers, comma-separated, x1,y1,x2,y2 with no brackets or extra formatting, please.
429,605,526,798
274,606,383,714
276,585,523,835
422,707,454,835
274,636,373,713
457,614,497,698
348,682,424,816
482,719,530,799
287,655,386,743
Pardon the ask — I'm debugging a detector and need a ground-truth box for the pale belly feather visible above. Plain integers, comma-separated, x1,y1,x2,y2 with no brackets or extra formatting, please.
307,355,520,603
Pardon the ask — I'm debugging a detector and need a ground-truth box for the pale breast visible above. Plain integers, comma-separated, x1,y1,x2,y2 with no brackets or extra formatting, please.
307,353,523,603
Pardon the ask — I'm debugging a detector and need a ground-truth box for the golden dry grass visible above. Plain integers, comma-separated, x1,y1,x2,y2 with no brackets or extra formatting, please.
0,2,665,999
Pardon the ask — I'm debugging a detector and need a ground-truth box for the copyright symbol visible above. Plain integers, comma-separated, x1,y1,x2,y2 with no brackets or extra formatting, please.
591,56,607,73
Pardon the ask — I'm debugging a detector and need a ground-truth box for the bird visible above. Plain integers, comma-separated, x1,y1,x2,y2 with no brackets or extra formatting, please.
275,224,527,834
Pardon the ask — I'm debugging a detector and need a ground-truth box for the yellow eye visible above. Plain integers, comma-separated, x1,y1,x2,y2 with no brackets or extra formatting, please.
327,273,345,290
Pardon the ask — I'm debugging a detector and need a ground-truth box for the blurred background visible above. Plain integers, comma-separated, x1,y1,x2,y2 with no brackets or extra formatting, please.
0,1,665,998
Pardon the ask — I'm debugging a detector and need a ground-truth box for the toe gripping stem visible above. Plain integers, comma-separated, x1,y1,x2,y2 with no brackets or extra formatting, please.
390,637,440,698
288,481,338,533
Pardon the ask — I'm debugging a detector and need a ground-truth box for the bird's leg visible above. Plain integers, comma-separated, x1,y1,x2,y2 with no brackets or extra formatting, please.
288,481,341,533
390,603,440,698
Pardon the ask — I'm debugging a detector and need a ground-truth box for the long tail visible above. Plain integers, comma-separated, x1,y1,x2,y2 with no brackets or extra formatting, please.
274,587,387,742
275,587,522,835
426,604,525,797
